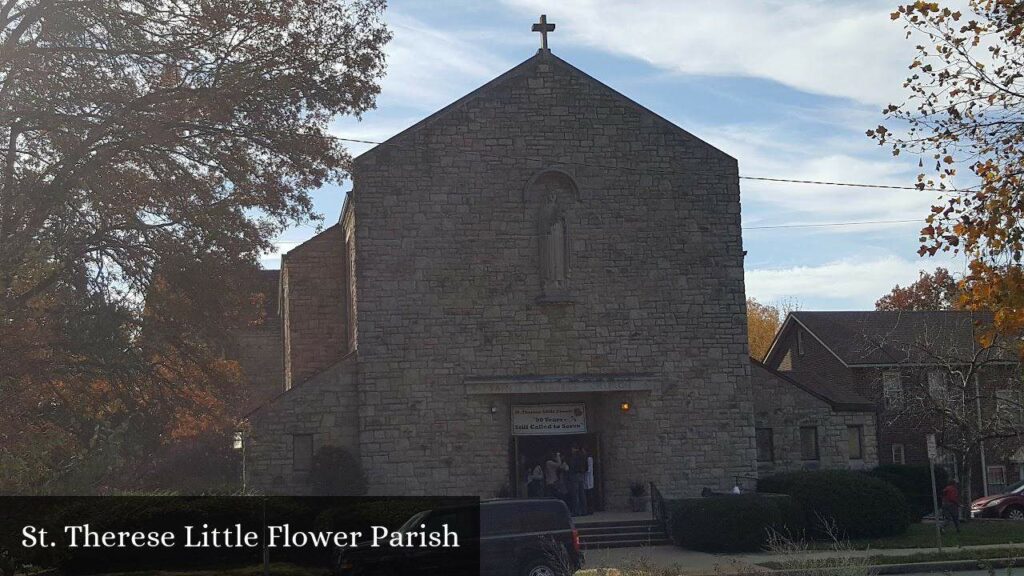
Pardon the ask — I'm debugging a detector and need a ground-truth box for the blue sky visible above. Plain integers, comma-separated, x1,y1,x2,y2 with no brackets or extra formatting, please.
263,0,971,310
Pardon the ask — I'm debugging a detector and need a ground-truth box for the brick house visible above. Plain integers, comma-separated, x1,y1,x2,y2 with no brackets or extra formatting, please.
240,48,758,506
762,311,1024,497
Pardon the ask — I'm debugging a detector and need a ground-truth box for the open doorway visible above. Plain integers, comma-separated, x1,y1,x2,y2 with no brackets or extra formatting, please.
513,433,602,511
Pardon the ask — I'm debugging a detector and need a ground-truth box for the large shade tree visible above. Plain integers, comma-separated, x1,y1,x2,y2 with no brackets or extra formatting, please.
870,0,1024,341
876,267,962,311
0,0,390,492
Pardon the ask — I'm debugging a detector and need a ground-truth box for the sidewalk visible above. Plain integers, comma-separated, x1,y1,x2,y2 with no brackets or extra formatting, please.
580,542,1024,575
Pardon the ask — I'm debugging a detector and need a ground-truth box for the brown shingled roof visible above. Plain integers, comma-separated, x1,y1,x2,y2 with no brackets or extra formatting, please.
787,310,1009,366
750,358,874,412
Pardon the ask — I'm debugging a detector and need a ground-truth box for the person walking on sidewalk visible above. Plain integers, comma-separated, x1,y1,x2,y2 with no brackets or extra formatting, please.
940,479,961,533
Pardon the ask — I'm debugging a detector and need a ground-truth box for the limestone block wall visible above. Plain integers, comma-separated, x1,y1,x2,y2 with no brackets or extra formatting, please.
281,224,347,390
752,366,878,475
349,52,755,502
245,358,359,494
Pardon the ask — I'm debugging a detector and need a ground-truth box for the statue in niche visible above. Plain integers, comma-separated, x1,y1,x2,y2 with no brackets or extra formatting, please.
539,191,569,294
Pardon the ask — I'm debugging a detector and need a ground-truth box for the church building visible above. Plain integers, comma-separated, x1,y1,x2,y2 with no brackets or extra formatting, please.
242,22,760,508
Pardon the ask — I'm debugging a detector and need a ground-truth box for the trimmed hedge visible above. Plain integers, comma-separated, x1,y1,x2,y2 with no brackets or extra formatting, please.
870,464,948,521
667,493,805,552
758,470,910,539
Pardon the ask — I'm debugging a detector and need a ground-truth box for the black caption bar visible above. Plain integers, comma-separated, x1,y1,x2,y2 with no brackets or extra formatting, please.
0,496,480,575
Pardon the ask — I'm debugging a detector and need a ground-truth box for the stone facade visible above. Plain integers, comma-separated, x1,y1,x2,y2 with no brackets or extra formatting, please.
751,360,877,477
280,224,348,390
245,50,757,505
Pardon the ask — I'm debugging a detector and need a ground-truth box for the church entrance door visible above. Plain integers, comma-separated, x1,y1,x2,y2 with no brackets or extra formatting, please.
513,433,603,512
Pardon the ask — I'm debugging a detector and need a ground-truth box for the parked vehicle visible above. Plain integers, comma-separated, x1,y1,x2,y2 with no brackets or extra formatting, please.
334,498,583,576
970,479,1024,519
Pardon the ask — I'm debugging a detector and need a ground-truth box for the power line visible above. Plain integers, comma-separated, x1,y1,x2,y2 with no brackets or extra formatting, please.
329,135,971,194
743,219,921,230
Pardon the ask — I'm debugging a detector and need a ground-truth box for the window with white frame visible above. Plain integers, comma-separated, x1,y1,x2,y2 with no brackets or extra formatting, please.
891,443,906,465
883,371,903,410
987,465,1007,495
996,387,1024,425
928,370,948,402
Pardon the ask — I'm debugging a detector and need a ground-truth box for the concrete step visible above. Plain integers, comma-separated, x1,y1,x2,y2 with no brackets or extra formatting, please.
585,532,671,545
575,519,660,530
582,531,668,543
577,524,664,536
576,518,670,550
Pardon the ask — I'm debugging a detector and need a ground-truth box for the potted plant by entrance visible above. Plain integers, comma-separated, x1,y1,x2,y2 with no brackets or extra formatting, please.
629,481,648,512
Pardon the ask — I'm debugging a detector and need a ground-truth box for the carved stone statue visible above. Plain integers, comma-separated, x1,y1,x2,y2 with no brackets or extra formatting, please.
539,191,568,293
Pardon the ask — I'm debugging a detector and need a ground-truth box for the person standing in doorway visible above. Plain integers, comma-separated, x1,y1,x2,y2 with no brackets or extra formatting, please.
583,447,595,515
940,479,961,533
568,445,588,516
527,462,544,497
544,451,567,498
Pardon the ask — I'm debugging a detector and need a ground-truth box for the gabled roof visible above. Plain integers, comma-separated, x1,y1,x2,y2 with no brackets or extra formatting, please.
750,357,874,412
766,310,1010,367
352,50,733,165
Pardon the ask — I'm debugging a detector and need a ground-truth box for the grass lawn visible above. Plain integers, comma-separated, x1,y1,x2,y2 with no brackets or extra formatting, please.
759,546,1024,570
810,520,1024,550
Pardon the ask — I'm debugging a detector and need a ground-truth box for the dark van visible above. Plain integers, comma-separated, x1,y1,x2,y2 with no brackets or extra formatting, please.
335,498,583,576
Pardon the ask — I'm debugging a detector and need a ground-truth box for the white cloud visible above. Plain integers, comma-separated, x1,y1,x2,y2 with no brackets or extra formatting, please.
503,0,911,105
259,241,303,269
378,13,512,111
692,122,966,225
745,255,963,308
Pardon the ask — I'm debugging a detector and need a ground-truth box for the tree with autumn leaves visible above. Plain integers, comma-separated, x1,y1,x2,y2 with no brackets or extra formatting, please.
871,0,1024,341
876,267,962,310
0,0,390,493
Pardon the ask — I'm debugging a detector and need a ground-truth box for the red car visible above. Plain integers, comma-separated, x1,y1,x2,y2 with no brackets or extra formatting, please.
971,479,1024,520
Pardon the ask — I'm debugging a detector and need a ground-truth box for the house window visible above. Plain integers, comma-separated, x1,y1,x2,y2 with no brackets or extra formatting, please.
883,371,903,410
996,388,1024,425
891,443,906,465
928,370,948,402
800,426,819,460
847,426,864,460
292,434,313,472
796,330,805,356
987,465,1007,495
756,428,775,462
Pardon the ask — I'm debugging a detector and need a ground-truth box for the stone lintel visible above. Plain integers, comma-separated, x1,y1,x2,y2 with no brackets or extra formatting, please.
464,373,658,395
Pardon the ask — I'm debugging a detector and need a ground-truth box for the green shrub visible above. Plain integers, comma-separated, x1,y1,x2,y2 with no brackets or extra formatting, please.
667,494,805,552
870,464,948,521
310,446,367,496
758,470,910,539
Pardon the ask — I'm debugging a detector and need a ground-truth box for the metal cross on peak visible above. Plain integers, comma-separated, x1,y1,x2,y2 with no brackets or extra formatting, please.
532,14,555,52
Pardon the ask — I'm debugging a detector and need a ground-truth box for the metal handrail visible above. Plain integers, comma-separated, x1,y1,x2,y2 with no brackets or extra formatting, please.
649,481,666,522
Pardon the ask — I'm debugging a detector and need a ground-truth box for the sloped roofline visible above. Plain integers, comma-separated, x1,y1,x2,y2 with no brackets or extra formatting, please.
764,310,1015,368
352,49,735,165
750,357,873,412
764,313,851,368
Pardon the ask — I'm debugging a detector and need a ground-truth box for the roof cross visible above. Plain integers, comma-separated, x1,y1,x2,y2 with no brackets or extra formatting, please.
531,14,555,52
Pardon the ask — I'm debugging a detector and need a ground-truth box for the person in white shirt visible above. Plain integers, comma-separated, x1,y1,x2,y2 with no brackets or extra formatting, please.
544,451,568,498
583,448,595,515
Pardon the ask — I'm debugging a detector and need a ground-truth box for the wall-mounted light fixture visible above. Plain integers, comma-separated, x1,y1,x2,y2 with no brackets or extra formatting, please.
490,403,498,414
619,401,631,413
